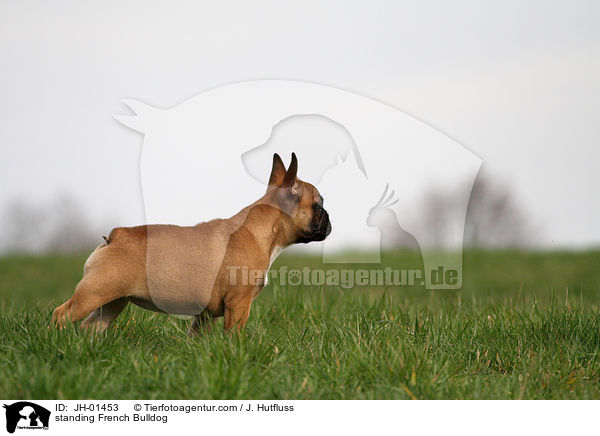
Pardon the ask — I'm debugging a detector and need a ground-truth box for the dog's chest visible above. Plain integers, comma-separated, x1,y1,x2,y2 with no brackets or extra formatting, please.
261,245,284,289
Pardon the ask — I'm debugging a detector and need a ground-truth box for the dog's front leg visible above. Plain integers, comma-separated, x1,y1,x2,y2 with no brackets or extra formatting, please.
223,293,253,333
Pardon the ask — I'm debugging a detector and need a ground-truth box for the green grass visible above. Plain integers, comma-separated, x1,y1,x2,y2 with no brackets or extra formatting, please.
1,250,600,399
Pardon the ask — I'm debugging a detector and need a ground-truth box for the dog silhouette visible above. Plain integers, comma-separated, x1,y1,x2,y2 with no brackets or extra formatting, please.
114,80,482,288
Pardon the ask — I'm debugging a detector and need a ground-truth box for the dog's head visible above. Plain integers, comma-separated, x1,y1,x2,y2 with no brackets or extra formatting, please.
267,153,331,244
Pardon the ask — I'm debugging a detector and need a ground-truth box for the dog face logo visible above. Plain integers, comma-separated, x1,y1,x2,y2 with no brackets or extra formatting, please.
3,402,50,433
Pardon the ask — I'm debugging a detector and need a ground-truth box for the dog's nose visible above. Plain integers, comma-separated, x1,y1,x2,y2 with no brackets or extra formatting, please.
325,220,332,236
321,210,332,237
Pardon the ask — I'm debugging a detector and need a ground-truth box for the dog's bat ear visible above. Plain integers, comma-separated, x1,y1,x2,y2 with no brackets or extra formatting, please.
267,153,287,192
282,152,298,188
275,153,299,215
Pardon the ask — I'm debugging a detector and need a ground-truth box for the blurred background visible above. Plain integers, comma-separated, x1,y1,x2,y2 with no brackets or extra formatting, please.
0,0,598,255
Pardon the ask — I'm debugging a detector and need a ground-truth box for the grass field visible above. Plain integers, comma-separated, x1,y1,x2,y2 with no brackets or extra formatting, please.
1,250,600,399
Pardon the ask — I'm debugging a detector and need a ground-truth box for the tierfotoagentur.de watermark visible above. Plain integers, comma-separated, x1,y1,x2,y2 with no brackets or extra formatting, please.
226,265,459,289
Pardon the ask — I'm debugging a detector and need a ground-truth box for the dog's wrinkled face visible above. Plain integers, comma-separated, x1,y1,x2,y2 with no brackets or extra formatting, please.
292,180,331,243
267,153,332,244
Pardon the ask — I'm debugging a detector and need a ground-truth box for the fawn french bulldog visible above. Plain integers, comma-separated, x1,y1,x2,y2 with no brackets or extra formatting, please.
51,153,331,334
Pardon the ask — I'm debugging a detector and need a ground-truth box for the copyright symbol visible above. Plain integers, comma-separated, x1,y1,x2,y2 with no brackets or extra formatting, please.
134,404,142,411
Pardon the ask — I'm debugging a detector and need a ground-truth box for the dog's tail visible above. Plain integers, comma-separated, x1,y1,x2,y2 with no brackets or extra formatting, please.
102,227,128,246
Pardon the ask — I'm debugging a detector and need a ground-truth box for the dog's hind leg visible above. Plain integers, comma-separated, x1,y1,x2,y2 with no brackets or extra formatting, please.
80,297,129,332
52,272,127,328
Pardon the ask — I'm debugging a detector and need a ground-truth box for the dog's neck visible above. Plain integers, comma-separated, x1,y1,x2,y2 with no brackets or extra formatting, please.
229,197,296,261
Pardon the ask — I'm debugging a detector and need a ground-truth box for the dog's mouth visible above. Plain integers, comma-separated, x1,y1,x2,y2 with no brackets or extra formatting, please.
316,210,332,239
297,208,331,243
313,222,332,242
